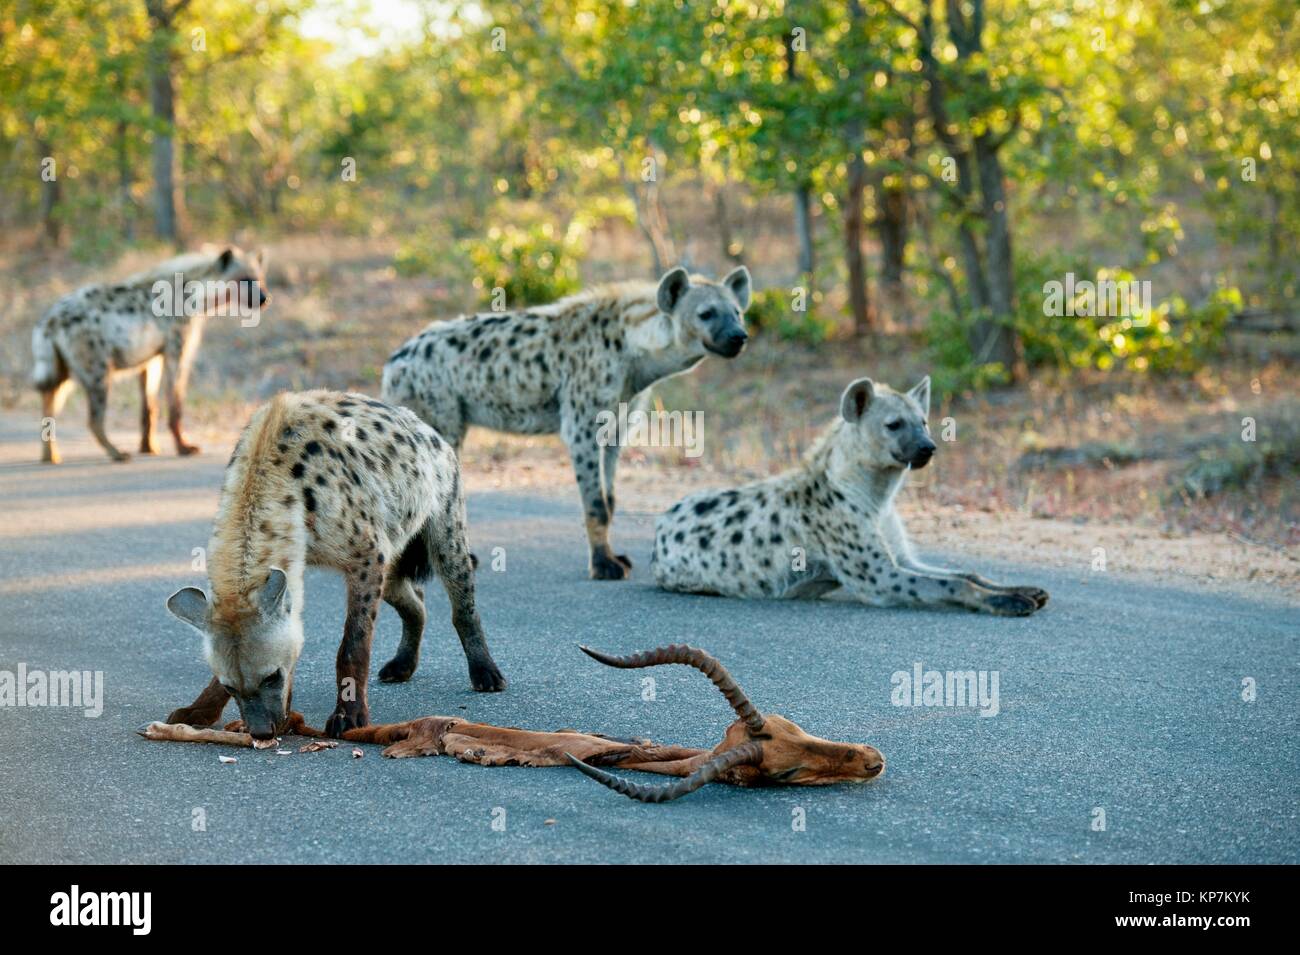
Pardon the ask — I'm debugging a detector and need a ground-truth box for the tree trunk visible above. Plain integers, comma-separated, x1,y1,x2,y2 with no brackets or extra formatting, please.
36,137,60,246
916,0,1022,378
842,0,873,335
794,185,815,284
117,118,135,241
146,0,181,244
844,152,873,336
713,182,744,265
785,21,815,287
972,134,1022,374
876,181,907,327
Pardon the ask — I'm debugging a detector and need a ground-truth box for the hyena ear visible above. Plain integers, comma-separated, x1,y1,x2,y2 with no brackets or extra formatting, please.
258,568,289,617
217,248,234,271
907,375,932,419
840,378,875,422
721,265,752,311
656,267,691,314
166,587,209,631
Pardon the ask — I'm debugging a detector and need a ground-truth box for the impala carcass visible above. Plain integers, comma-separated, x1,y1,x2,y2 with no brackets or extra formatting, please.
140,644,885,803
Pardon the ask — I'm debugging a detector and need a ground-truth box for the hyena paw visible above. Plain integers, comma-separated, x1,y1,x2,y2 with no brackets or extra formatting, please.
590,552,631,580
985,592,1040,617
469,660,508,693
177,443,201,457
325,705,369,738
1010,586,1050,609
108,449,131,463
378,655,417,683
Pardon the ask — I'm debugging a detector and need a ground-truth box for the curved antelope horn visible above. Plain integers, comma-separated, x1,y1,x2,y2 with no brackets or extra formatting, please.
579,644,765,731
565,741,763,803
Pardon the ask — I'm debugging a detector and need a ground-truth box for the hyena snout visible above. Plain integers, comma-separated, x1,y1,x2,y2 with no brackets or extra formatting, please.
908,437,937,469
706,325,748,358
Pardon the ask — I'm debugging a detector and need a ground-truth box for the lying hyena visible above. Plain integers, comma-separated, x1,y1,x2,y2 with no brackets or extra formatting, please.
31,246,268,464
164,390,506,740
653,376,1049,616
383,266,751,580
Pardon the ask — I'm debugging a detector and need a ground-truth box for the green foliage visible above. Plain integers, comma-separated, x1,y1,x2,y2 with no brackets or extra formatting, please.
745,287,837,344
923,307,1013,399
459,221,587,308
1014,247,1235,375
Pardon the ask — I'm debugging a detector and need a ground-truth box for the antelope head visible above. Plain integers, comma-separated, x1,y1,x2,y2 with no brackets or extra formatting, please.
567,644,885,802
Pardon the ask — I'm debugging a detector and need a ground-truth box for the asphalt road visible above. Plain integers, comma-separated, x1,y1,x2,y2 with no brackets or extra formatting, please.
1,411,1296,864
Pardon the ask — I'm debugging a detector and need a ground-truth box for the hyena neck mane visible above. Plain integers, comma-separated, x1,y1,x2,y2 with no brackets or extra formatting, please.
125,250,227,291
803,419,907,517
207,394,307,625
570,281,708,386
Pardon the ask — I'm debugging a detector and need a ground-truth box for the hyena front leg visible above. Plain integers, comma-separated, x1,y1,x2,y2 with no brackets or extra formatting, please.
162,331,201,456
139,357,162,454
377,577,425,684
325,565,386,738
881,511,1048,609
563,407,630,580
846,563,1040,617
166,676,231,726
430,506,506,691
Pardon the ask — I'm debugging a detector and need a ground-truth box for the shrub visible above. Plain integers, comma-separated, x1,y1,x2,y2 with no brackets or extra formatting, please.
745,287,837,343
460,221,586,308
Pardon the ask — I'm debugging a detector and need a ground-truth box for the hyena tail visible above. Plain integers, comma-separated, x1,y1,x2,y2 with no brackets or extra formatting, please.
30,320,67,391
394,518,435,583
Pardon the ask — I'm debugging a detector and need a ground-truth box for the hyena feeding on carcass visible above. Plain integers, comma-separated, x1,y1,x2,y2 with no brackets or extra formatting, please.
164,391,506,740
653,376,1050,616
382,266,752,580
30,246,269,463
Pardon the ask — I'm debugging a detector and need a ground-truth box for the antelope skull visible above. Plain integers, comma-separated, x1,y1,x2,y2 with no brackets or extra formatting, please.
566,644,885,802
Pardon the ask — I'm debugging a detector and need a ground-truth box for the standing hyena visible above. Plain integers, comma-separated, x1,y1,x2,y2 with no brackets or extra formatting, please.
382,266,752,580
164,390,506,740
31,246,268,464
652,376,1050,616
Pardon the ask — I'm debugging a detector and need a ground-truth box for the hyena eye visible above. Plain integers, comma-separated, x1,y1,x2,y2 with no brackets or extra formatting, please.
886,419,904,431
260,670,283,688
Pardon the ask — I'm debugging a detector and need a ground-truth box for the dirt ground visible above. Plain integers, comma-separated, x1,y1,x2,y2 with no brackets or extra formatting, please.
1,232,1295,601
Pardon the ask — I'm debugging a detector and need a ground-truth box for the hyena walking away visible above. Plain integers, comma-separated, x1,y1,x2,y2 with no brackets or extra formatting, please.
383,266,752,580
31,246,268,463
653,376,1049,616
165,391,506,740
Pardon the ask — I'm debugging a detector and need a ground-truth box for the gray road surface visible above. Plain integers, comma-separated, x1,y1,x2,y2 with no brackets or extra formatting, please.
1,412,1296,864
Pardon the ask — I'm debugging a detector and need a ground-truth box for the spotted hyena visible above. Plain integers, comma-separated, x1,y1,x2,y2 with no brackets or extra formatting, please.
31,246,268,464
652,376,1049,616
382,266,751,580
164,390,506,741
